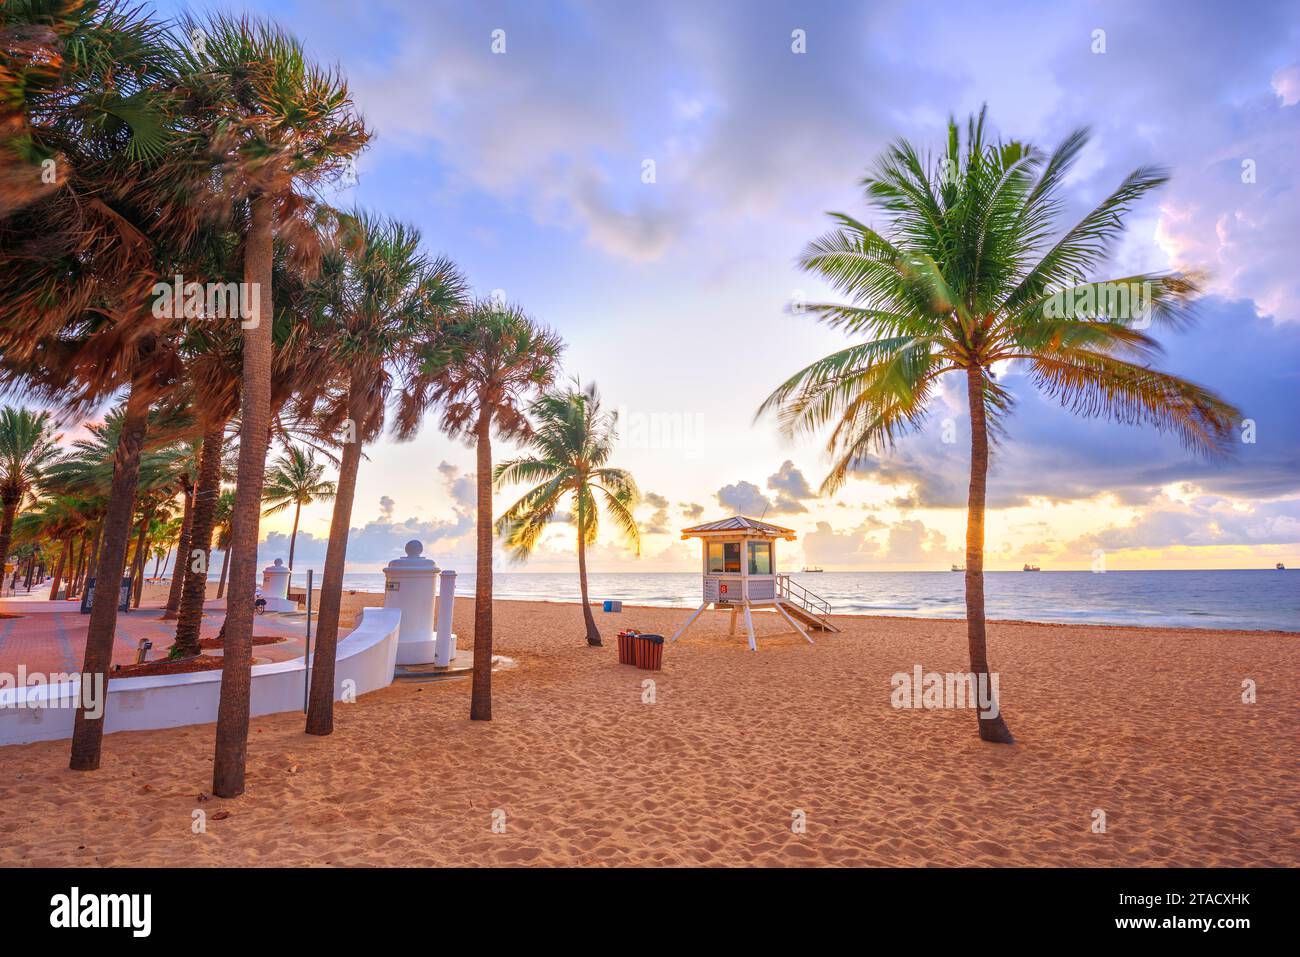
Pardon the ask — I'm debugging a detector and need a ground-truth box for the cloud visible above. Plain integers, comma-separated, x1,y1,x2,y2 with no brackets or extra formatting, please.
801,516,955,568
438,460,477,509
679,501,704,519
378,495,396,521
1068,495,1300,554
766,459,816,513
801,520,881,567
1273,63,1300,106
641,491,671,534
716,480,771,517
715,462,821,517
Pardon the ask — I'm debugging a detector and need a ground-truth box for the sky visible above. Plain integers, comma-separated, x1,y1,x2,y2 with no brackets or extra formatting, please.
144,0,1298,573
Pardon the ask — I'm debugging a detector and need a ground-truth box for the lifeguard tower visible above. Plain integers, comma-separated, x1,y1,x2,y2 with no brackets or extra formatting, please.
670,516,838,651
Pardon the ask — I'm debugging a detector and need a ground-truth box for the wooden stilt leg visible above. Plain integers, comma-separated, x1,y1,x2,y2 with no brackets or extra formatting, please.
729,606,738,636
742,602,756,652
775,600,814,644
671,602,710,642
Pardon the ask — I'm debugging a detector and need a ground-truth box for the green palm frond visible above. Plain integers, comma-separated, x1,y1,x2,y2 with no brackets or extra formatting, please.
762,105,1239,493
1026,350,1238,455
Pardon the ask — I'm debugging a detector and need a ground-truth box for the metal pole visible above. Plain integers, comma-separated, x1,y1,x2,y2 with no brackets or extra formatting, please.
303,568,313,713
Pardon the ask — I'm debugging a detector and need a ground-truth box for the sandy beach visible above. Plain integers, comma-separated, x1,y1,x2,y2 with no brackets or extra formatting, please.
1,597,1295,867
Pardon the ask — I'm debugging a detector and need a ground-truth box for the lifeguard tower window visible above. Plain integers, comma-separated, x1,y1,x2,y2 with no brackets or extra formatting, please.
708,542,741,573
748,541,772,575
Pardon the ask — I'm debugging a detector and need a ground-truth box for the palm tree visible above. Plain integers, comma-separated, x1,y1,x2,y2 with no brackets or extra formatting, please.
261,444,335,570
760,109,1239,743
299,211,466,736
0,407,59,570
183,14,369,797
495,383,641,646
399,301,563,721
1,1,215,772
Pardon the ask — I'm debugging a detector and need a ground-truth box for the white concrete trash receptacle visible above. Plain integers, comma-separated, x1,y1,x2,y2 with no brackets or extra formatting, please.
261,558,295,612
385,541,439,665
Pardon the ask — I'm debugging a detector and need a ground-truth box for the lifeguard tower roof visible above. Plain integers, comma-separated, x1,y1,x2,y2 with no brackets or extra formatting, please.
680,516,797,540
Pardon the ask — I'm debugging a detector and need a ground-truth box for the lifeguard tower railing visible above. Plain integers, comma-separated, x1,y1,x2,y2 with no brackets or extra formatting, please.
776,574,832,618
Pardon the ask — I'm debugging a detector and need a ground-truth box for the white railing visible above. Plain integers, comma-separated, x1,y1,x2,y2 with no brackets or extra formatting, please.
777,575,832,617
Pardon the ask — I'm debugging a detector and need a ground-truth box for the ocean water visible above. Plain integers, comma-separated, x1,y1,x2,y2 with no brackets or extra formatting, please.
279,568,1298,632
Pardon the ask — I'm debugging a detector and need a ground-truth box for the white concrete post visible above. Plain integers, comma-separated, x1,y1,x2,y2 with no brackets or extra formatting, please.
383,541,438,665
435,569,457,667
261,558,295,612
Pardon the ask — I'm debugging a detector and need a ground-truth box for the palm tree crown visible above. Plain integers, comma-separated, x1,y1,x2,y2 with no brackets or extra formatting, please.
0,406,60,564
263,445,336,516
0,406,59,510
397,300,565,444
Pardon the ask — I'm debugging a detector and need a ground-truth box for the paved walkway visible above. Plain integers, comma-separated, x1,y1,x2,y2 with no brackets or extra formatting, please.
0,594,320,675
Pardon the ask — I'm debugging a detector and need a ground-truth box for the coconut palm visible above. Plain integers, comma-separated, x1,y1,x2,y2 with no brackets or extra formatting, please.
297,211,466,736
398,301,563,721
261,444,335,571
760,108,1239,743
180,14,369,797
0,406,59,570
495,383,641,646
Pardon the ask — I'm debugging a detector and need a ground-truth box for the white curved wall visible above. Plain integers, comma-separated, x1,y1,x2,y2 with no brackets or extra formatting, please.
0,606,401,747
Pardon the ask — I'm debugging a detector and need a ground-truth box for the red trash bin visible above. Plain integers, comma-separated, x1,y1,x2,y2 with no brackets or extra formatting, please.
634,633,664,670
616,629,639,665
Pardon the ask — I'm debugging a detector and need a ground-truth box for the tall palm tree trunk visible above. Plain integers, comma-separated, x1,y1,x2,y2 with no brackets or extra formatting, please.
69,533,88,598
470,410,494,721
161,479,194,618
47,537,70,600
131,511,152,607
213,193,275,798
287,501,301,571
216,544,230,599
70,383,150,770
964,364,1014,744
0,494,18,572
306,375,365,736
576,504,601,646
84,520,103,588
173,427,224,657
